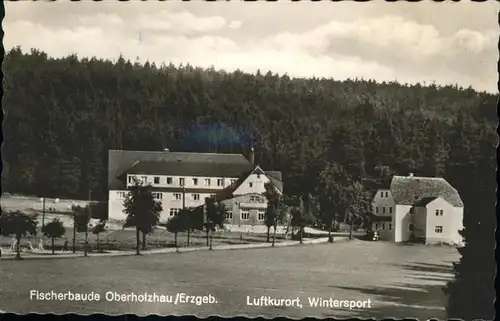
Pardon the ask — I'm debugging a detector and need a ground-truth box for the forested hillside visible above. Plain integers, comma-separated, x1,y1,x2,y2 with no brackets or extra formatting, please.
2,47,496,202
1,47,497,318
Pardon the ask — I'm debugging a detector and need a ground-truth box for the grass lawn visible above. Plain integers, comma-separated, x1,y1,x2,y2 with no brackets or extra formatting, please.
0,227,285,253
0,239,460,319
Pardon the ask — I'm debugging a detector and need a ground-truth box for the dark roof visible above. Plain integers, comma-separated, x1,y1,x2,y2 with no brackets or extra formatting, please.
108,150,252,190
267,171,282,181
127,161,253,178
413,197,439,207
215,166,283,202
390,175,463,207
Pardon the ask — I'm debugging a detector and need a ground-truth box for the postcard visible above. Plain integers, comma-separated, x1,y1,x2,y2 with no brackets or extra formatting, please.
0,1,496,320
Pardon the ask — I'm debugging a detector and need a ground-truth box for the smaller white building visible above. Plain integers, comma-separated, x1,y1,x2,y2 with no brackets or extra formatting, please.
371,173,464,245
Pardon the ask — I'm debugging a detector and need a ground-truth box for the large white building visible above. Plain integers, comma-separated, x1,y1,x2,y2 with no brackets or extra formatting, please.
107,148,283,224
371,173,464,245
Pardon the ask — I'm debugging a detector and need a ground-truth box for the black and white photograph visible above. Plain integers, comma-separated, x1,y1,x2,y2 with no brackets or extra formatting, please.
0,1,497,320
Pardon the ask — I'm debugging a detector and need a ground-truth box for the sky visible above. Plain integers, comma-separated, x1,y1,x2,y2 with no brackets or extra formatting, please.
4,1,499,93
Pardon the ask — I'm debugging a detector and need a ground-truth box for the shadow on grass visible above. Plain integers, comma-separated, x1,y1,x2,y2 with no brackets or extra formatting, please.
327,283,448,319
394,261,454,275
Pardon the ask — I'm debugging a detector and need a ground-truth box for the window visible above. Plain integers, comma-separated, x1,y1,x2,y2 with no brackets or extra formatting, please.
241,211,250,220
179,178,185,186
217,179,224,187
375,223,379,230
128,176,133,184
258,211,265,221
250,196,261,202
375,207,379,214
388,223,392,230
249,182,253,188
409,224,414,231
389,207,393,214
382,206,386,214
192,194,200,201
173,193,182,201
152,192,163,199
435,225,443,233
410,207,415,214
225,211,233,220
169,208,181,217
380,191,384,198
167,177,173,184
154,177,160,184
231,179,236,185
436,209,444,216
204,179,211,186
192,178,198,186
141,176,147,183
117,191,127,198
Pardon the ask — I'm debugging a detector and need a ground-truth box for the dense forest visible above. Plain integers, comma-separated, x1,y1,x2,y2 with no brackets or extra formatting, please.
1,47,497,319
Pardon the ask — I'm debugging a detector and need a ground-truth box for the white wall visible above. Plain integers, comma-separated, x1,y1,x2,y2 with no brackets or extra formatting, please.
394,204,412,242
126,174,238,190
371,189,396,241
425,198,464,245
372,189,395,216
108,190,127,222
233,173,272,196
108,190,210,223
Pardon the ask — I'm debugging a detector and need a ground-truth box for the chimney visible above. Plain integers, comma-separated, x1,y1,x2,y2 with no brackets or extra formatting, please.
409,173,414,177
249,146,255,166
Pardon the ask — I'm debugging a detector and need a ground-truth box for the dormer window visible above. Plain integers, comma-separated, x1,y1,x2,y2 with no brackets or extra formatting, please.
249,182,253,188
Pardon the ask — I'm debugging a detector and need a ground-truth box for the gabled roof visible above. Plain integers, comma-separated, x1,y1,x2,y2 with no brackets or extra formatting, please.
266,171,282,182
108,150,252,190
390,175,463,207
413,197,439,207
126,161,253,179
215,166,283,202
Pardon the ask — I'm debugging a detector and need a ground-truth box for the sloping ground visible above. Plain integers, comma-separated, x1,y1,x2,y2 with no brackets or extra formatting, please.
1,195,88,213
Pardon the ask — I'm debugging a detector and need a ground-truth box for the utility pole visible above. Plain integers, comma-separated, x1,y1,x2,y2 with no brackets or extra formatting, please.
41,197,46,228
72,208,76,253
84,190,91,257
183,184,190,246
